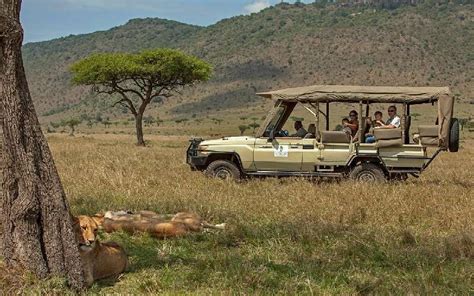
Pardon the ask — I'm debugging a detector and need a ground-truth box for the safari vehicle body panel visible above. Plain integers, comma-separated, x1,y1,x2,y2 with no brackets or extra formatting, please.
318,143,354,165
253,137,312,171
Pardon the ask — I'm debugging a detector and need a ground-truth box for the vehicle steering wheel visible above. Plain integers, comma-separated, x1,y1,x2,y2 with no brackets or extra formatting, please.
275,130,289,137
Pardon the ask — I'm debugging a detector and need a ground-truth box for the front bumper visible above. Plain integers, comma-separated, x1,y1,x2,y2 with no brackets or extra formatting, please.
186,138,208,170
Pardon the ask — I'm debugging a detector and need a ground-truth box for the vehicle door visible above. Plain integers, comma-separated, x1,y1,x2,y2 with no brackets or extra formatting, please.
300,138,320,171
253,137,303,171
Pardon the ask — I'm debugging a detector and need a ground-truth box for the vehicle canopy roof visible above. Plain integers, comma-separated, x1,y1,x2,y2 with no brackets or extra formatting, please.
257,85,454,149
257,85,451,104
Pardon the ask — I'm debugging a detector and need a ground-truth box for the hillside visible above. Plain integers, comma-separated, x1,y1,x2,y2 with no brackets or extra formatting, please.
22,2,473,123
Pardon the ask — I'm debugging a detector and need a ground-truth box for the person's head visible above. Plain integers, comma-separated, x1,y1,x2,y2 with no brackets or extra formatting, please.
342,118,349,125
388,105,397,117
374,111,383,121
349,110,358,121
294,120,303,131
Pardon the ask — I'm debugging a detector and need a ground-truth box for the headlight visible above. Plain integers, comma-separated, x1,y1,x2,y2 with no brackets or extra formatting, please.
198,145,208,151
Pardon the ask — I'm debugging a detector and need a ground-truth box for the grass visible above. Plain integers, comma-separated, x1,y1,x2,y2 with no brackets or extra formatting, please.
1,133,473,294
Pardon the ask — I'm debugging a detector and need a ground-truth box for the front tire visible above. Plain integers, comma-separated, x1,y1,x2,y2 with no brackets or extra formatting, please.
349,163,386,182
205,160,241,180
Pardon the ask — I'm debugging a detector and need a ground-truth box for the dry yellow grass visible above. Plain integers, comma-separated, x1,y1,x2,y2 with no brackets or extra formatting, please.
2,132,473,294
54,133,472,234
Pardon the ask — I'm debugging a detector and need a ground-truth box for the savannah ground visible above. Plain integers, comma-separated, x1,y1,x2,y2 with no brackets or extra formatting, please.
1,129,472,295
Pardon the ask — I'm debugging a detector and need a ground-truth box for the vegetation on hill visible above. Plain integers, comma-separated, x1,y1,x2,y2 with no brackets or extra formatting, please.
22,2,473,122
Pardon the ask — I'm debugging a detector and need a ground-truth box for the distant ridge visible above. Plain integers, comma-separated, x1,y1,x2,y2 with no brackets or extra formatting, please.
22,2,473,121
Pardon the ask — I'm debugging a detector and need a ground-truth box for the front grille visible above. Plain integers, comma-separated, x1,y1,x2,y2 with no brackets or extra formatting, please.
187,138,203,161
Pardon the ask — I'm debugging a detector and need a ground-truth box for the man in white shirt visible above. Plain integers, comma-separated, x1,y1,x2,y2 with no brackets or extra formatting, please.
378,105,400,129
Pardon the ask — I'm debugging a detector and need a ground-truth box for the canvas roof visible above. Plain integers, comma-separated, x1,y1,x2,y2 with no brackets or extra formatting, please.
257,85,451,104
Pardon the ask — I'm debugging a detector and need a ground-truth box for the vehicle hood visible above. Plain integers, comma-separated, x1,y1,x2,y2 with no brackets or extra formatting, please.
200,136,255,146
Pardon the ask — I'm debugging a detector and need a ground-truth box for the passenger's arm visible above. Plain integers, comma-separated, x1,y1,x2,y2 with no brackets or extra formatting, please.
344,122,358,129
376,121,397,129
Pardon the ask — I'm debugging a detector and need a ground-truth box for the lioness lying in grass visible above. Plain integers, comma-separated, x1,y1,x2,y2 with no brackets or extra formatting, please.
92,210,225,239
73,215,128,287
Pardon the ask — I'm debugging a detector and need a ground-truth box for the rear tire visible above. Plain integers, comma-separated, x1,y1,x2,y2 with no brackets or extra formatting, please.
449,118,459,152
205,160,241,180
349,163,386,182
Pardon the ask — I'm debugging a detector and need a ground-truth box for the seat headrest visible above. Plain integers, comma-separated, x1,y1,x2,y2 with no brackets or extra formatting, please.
307,124,316,134
321,131,350,144
418,125,438,138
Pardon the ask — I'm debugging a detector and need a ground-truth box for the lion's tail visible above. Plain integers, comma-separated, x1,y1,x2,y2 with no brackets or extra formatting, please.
202,222,226,230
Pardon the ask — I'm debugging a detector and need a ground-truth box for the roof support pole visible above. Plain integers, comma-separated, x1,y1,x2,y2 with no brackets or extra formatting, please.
326,102,330,131
358,101,363,143
401,103,407,144
405,104,411,144
315,102,320,139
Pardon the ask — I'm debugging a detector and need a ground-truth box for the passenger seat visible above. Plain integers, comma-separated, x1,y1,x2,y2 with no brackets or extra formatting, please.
304,124,316,139
373,128,403,148
418,125,438,146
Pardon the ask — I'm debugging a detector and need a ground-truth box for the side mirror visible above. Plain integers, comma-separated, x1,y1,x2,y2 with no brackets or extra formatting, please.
268,130,275,142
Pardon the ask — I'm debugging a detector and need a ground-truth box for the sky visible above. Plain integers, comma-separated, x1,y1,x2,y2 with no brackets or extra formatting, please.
21,0,313,44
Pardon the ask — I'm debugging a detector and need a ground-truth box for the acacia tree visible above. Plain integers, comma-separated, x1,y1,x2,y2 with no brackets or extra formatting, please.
61,118,82,136
238,125,249,135
71,49,212,146
0,0,85,290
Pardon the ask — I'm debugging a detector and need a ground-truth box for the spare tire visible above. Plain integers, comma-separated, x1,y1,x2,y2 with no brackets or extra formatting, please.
449,118,459,152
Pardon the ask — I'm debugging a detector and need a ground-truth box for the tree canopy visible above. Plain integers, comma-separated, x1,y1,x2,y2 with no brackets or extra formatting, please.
71,49,211,88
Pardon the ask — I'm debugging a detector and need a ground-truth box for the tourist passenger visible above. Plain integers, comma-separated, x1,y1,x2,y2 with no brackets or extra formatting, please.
291,120,307,137
344,110,359,137
373,111,384,127
378,106,400,129
341,118,352,138
365,111,384,143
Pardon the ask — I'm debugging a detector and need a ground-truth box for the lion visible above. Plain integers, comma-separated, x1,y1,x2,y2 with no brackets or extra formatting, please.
73,215,128,287
94,210,225,238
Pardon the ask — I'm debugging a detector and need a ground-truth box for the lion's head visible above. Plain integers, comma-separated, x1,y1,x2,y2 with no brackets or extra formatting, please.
73,215,99,251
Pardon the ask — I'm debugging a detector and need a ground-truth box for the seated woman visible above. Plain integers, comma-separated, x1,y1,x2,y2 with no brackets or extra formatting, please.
344,110,359,138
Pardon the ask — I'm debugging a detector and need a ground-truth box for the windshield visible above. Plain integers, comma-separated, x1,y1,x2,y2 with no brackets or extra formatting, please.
263,105,286,137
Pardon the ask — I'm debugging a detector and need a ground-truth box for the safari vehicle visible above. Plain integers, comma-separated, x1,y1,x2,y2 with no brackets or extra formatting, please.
187,85,459,181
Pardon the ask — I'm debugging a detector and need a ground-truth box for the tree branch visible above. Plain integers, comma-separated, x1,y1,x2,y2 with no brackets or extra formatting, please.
114,93,138,116
115,84,145,101
131,78,146,90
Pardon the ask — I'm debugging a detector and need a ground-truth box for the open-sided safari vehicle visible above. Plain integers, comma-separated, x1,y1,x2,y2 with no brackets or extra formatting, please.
187,85,459,181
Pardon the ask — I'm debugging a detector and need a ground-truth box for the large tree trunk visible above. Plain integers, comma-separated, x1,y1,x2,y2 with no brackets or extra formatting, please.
135,113,145,146
0,0,85,290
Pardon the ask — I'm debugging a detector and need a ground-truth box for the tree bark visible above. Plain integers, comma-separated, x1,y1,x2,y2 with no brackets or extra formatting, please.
135,113,145,146
0,0,85,290
135,100,150,146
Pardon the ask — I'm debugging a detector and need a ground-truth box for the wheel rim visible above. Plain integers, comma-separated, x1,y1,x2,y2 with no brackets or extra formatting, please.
215,167,232,180
358,171,377,182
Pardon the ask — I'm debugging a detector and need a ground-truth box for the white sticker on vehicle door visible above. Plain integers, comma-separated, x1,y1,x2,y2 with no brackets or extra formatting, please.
274,145,289,157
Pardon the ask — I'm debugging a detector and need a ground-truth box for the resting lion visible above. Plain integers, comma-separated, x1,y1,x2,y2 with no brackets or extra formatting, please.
92,210,225,239
73,215,128,287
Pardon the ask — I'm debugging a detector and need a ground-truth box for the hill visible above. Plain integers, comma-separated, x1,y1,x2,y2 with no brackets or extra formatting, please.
22,2,473,123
